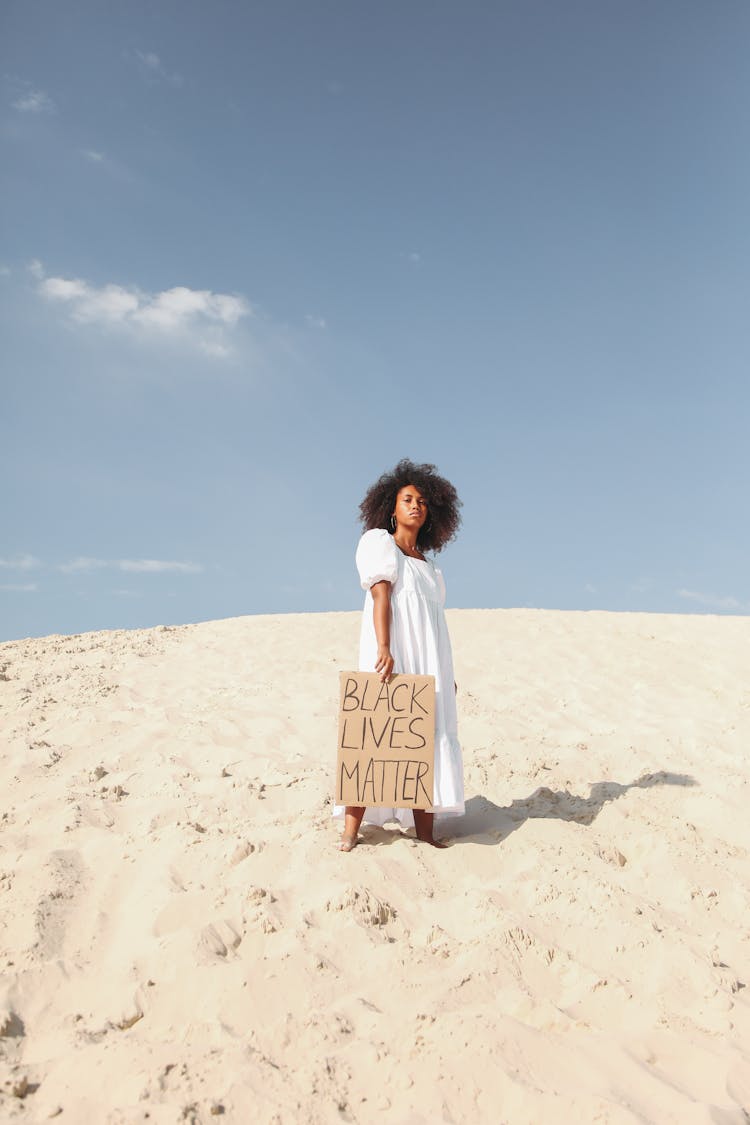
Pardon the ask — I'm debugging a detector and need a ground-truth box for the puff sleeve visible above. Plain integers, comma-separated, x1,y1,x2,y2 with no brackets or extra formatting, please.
355,528,398,591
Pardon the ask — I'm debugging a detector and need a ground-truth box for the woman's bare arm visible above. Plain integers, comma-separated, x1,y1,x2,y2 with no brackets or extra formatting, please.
370,580,394,681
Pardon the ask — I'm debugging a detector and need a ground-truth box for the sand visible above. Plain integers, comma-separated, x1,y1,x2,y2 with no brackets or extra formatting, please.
0,607,749,1124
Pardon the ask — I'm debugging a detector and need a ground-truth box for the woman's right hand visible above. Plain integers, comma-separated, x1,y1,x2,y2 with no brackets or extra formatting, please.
375,644,394,682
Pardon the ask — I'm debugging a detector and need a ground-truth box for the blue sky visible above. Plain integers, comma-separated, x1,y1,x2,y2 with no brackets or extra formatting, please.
2,0,748,642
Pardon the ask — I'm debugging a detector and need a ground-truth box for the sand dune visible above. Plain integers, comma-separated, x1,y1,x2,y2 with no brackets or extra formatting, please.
1,608,749,1123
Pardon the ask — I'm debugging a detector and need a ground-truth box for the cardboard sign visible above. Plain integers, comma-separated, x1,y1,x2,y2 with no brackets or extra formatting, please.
335,671,435,809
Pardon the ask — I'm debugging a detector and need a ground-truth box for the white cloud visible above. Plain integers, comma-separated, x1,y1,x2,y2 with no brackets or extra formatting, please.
32,261,250,356
199,339,230,359
41,277,140,323
0,554,41,570
304,314,327,329
60,556,202,575
0,265,11,278
78,149,137,186
0,583,37,592
119,559,202,574
132,286,247,329
126,48,183,87
12,87,55,113
137,50,161,72
41,277,88,300
676,588,745,611
407,251,421,265
59,556,108,574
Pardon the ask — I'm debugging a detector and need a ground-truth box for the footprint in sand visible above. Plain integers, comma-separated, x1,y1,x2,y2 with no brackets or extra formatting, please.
77,801,115,830
595,843,628,868
325,887,398,928
229,840,256,865
32,850,86,959
199,921,242,960
0,1009,25,1039
426,923,456,959
168,866,188,893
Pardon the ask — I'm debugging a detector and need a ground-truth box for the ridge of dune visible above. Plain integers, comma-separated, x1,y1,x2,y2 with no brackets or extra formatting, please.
1,608,749,1124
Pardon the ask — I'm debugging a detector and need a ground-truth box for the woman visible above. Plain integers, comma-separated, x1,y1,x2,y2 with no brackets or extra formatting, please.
336,458,465,851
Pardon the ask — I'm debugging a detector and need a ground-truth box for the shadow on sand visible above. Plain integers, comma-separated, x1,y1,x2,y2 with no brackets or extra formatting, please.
444,770,698,846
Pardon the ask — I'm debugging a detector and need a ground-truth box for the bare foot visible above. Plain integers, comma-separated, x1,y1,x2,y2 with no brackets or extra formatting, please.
340,807,365,853
413,811,448,848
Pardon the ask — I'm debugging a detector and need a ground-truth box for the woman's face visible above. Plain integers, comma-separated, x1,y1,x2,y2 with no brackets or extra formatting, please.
393,483,428,532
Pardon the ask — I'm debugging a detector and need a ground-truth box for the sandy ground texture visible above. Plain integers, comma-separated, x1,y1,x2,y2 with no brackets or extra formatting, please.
0,607,749,1125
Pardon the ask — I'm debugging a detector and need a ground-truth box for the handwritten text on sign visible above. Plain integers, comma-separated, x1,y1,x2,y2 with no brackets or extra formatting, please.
336,671,435,808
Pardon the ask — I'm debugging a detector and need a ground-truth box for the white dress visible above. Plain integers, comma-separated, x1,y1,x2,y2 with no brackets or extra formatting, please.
334,528,465,829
